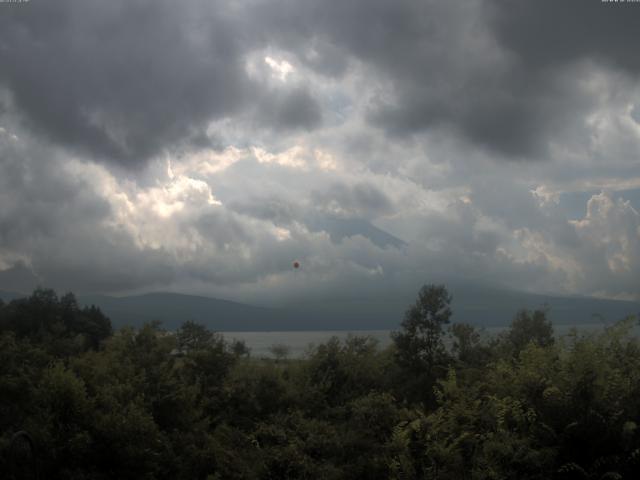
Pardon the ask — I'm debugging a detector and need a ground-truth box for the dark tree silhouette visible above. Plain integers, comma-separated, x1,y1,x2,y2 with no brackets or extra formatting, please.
506,308,554,354
392,284,452,374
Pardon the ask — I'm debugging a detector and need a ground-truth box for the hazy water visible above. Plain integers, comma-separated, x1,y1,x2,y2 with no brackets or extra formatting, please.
223,330,393,358
222,323,628,358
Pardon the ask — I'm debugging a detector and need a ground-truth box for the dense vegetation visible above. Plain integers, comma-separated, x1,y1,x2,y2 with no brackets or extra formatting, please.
1,286,640,479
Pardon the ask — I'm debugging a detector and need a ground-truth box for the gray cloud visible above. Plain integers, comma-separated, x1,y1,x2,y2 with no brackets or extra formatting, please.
0,261,40,293
310,182,394,218
1,0,640,303
253,0,639,159
1,127,637,301
257,87,323,131
490,0,640,74
4,0,637,164
0,0,324,166
2,1,234,164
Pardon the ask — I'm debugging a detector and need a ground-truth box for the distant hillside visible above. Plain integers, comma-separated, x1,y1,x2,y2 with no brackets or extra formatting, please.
2,287,638,331
281,285,640,331
0,290,26,303
449,285,640,328
78,293,293,331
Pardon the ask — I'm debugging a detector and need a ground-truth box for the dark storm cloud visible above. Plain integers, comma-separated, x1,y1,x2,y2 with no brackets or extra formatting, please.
0,0,323,166
258,87,323,131
490,0,640,73
0,0,251,166
254,0,640,159
3,0,636,163
0,261,40,293
0,136,111,247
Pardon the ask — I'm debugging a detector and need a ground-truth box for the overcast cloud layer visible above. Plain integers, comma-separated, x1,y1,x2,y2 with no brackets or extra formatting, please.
1,0,639,303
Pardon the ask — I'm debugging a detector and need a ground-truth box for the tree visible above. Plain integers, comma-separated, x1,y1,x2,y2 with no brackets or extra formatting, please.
0,289,111,355
176,320,216,352
506,308,554,355
392,284,452,375
269,343,291,362
450,322,491,368
175,321,236,412
230,339,251,358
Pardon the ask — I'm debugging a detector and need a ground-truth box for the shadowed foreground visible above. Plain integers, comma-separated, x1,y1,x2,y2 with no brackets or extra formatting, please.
1,287,640,479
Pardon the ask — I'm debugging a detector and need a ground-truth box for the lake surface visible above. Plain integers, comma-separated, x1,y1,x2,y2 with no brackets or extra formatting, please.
222,330,394,358
221,323,626,358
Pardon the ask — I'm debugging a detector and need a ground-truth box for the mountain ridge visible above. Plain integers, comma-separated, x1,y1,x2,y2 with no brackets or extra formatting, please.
2,287,638,331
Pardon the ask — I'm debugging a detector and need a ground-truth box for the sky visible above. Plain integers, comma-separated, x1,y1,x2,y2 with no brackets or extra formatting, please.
0,0,639,305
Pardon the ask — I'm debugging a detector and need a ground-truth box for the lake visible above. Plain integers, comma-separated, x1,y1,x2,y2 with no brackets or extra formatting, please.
222,330,394,358
221,323,626,358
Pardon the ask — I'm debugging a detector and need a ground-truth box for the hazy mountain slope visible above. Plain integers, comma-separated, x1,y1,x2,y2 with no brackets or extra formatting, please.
78,293,292,331
3,287,638,331
0,290,27,303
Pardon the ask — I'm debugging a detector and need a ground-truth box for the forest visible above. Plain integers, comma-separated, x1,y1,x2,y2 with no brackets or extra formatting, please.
1,285,640,479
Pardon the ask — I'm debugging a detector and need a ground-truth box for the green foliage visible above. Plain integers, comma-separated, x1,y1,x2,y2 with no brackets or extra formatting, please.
304,335,391,406
502,308,555,356
2,287,640,479
176,320,217,352
392,284,453,373
225,360,295,425
0,288,112,356
391,284,453,404
269,343,292,362
450,322,492,370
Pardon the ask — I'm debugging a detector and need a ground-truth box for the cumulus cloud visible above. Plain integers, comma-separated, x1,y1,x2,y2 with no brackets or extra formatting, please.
0,0,324,166
1,0,640,303
251,0,640,159
570,193,640,299
4,0,639,164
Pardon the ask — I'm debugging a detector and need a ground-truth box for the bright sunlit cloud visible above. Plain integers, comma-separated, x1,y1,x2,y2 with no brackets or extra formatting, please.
1,0,639,302
264,56,295,81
